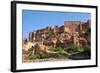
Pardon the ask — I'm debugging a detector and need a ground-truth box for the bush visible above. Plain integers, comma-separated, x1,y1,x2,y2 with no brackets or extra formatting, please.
66,48,77,54
56,53,68,59
83,45,90,51
65,45,78,54
82,45,91,57
65,45,85,54
48,31,53,37
28,54,40,60
28,51,52,60
48,47,65,52
48,47,68,59
48,53,68,59
38,51,50,59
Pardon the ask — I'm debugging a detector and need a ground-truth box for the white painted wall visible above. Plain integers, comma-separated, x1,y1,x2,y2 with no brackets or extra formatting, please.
0,0,99,73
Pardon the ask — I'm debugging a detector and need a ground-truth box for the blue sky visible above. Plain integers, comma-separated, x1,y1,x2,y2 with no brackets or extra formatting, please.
22,10,90,38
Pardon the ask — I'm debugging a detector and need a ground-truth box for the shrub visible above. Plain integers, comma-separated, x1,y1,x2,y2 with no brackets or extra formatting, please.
82,45,91,57
56,53,68,59
48,31,53,37
83,44,90,51
28,54,40,60
48,53,67,59
65,45,83,54
48,47,65,52
38,51,50,59
48,47,68,59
